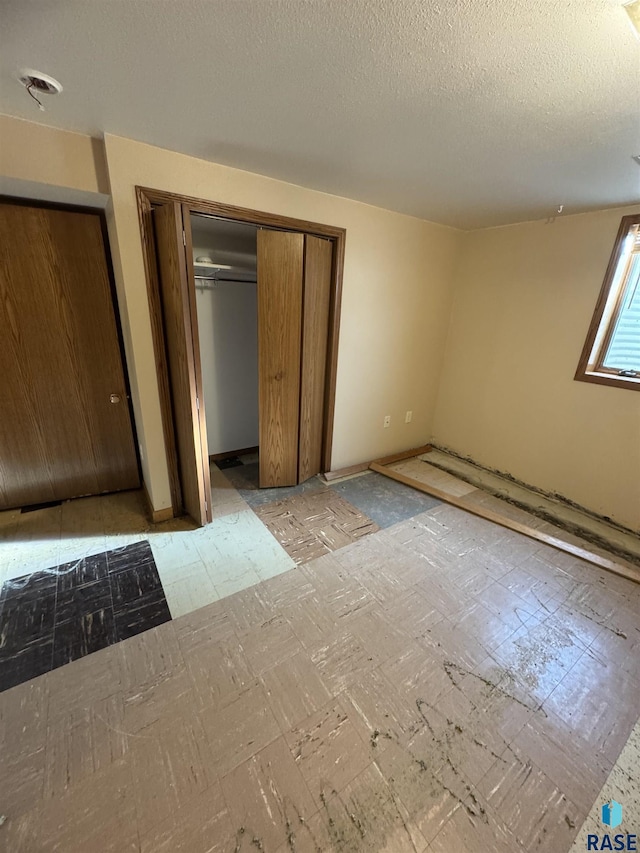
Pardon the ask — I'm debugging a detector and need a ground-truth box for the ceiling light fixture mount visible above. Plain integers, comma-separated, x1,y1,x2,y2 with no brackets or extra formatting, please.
17,68,63,111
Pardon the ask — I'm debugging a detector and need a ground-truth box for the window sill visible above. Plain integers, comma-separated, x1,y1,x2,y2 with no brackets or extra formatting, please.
574,369,640,392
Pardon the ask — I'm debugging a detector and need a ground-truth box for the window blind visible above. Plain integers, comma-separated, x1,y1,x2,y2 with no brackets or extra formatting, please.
602,249,640,372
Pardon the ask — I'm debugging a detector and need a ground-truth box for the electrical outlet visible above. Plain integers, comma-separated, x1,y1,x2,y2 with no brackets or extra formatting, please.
405,411,412,423
383,415,391,428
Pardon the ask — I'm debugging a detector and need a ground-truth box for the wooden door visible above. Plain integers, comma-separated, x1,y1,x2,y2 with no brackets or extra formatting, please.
0,202,139,510
153,202,211,525
257,230,333,488
257,230,304,487
298,236,333,483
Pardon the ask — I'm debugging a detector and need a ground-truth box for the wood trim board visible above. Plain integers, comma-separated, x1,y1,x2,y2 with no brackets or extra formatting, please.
372,445,433,467
136,187,346,241
323,226,345,471
143,481,174,523
369,458,640,586
152,201,210,526
135,188,183,514
182,204,212,522
322,444,432,482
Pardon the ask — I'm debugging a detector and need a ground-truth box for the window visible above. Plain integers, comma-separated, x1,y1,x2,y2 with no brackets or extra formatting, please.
575,214,640,391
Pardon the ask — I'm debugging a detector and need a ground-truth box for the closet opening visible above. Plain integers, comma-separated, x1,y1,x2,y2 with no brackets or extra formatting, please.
190,214,259,469
136,187,346,527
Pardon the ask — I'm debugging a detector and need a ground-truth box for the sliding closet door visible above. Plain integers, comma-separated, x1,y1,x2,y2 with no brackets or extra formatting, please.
298,236,332,483
153,202,211,525
257,230,304,487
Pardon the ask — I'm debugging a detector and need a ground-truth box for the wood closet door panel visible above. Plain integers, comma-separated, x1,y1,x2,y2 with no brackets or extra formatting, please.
257,229,304,487
0,203,139,510
181,204,211,521
153,202,209,526
298,235,332,483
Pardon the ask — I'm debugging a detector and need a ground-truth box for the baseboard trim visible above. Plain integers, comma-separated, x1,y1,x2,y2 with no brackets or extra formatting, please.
143,482,175,524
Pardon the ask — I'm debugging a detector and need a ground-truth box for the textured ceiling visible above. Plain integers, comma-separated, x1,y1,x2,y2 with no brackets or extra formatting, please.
1,0,639,228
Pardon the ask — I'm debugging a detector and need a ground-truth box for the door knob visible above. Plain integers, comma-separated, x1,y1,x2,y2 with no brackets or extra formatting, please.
110,394,121,404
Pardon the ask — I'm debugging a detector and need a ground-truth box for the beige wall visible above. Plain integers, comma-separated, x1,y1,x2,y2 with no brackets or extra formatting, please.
0,114,109,196
104,134,462,511
0,117,461,514
432,205,640,531
10,118,633,529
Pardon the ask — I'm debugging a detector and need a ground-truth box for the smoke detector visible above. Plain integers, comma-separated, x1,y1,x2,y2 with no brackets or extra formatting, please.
17,69,63,110
18,69,63,95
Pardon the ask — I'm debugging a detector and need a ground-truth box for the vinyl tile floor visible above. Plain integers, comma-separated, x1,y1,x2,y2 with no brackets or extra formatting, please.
0,464,436,636
1,463,639,851
1,463,429,688
0,541,172,691
0,473,297,622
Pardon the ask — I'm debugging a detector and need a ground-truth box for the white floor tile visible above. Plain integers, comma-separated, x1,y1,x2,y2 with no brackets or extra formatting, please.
149,528,204,572
161,561,220,619
194,510,295,591
213,568,262,600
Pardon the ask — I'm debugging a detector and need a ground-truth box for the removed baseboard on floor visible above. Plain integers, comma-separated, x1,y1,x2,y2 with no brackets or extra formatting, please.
372,444,433,466
429,444,639,541
370,452,640,586
322,444,433,484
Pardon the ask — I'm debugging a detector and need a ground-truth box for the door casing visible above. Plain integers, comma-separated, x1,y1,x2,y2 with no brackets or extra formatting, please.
136,187,346,519
152,201,212,525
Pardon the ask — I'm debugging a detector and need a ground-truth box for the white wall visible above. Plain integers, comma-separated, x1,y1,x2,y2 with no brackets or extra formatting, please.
195,280,259,455
432,205,640,531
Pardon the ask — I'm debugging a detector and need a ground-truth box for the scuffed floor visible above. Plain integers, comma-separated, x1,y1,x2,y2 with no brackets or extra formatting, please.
1,499,639,851
569,718,640,851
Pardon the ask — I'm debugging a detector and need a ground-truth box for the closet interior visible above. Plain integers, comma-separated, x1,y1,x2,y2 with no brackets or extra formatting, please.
190,213,259,463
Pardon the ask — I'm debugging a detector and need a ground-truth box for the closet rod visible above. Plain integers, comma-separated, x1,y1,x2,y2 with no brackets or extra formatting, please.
195,278,257,288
